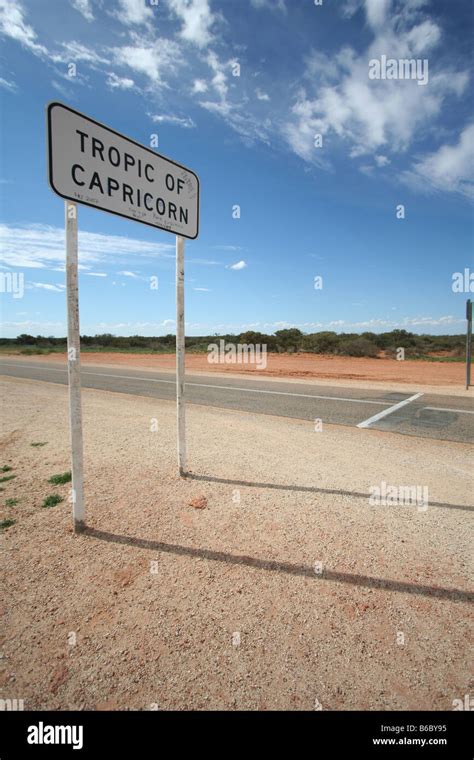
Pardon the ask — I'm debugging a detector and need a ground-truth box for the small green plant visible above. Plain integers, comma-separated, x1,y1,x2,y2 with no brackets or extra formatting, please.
0,475,16,483
0,465,13,473
5,498,18,507
42,494,64,509
48,471,71,485
0,518,16,530
31,442,47,448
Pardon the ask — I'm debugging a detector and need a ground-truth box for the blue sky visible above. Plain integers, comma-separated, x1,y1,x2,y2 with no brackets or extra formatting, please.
0,0,473,338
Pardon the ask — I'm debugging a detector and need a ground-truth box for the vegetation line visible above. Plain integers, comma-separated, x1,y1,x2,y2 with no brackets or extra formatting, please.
0,329,469,361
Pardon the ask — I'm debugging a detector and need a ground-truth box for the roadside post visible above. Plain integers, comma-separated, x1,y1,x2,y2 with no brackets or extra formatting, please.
47,102,199,530
65,201,85,532
176,235,186,475
466,298,472,390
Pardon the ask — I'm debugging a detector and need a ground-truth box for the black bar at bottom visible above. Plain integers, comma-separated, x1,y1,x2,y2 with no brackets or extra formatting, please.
1,710,471,757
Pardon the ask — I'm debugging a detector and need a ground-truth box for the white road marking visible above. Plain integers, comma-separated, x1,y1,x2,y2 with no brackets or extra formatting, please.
0,363,67,372
423,406,474,415
357,392,424,428
0,362,393,406
84,370,174,384
185,381,391,405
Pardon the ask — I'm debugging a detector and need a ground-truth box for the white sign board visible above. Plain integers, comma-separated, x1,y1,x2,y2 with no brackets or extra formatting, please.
47,102,199,239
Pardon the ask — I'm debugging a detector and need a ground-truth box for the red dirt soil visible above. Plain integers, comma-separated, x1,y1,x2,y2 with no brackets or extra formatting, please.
8,351,468,387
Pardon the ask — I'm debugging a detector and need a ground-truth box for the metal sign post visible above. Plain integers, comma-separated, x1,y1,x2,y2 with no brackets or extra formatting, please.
466,298,472,391
65,201,85,532
176,235,186,476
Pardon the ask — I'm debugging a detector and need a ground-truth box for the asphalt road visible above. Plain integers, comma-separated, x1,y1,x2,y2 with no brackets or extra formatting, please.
1,358,473,443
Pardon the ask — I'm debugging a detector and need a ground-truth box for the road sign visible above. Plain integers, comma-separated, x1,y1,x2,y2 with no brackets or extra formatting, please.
47,102,199,531
47,102,199,239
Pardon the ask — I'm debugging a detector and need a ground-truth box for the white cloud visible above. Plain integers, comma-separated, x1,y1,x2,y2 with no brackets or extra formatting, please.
1,320,65,336
206,50,228,99
229,260,247,270
2,313,463,339
0,0,48,56
401,315,463,328
0,223,175,270
403,124,474,200
71,0,94,22
51,264,91,273
193,287,211,291
199,51,272,144
359,164,374,176
365,0,391,30
51,40,109,65
0,76,16,90
168,0,216,48
85,272,107,277
116,270,159,283
258,315,464,331
114,38,181,86
256,88,270,101
283,4,469,169
51,79,74,99
319,315,464,329
340,0,361,19
405,18,440,54
115,0,153,26
107,72,135,89
29,282,65,292
250,0,286,12
282,98,331,167
199,100,231,117
149,113,196,128
192,78,208,94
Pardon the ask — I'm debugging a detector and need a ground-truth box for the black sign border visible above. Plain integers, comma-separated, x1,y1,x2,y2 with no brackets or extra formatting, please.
47,101,200,240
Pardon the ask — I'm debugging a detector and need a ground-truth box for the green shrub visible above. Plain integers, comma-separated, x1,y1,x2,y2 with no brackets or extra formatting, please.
48,471,71,485
0,518,15,530
42,494,64,508
301,332,339,354
338,337,379,358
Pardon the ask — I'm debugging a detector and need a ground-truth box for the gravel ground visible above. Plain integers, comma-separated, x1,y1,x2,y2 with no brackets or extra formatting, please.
0,376,472,711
